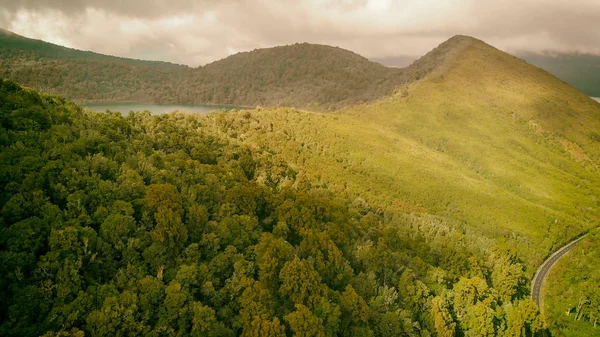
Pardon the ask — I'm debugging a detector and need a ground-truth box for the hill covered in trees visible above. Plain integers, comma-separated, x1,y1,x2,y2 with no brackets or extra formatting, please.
210,35,600,333
217,35,600,263
0,29,189,105
1,29,435,110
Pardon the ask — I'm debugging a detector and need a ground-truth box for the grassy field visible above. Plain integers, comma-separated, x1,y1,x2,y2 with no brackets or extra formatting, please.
206,36,600,270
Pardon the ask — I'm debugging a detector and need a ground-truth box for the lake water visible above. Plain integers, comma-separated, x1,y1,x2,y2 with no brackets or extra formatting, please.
83,103,237,115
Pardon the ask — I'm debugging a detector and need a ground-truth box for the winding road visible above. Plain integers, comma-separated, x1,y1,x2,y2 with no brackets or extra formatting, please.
531,235,587,310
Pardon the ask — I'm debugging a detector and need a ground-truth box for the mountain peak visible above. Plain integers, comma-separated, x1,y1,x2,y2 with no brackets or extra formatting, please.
402,34,501,82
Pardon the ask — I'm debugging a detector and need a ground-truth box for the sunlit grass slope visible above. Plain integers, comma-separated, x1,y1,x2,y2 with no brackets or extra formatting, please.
211,36,600,268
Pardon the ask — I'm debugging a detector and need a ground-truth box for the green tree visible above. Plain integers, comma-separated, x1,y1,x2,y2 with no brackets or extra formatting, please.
284,304,327,337
279,256,325,309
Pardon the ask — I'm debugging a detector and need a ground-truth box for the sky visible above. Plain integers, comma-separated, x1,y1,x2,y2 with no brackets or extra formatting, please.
0,0,599,67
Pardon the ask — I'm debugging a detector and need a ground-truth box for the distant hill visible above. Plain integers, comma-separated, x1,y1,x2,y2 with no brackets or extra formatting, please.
185,43,411,110
0,29,190,104
520,52,600,97
0,28,185,68
0,29,428,110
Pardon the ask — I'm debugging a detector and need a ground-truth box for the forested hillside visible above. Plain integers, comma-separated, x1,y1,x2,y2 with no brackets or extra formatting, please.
200,36,600,334
0,29,189,104
1,29,419,110
0,77,548,336
214,36,600,266
183,43,406,110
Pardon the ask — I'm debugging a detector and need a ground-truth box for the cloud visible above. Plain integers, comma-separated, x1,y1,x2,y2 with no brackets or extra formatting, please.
0,0,599,66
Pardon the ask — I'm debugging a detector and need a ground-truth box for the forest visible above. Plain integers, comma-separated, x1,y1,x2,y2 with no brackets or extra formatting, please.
0,78,548,336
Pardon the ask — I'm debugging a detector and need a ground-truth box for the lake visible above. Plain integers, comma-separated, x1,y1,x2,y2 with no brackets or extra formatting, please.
83,103,237,115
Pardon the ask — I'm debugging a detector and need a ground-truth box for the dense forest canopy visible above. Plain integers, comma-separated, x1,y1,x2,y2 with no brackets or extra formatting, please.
0,78,548,336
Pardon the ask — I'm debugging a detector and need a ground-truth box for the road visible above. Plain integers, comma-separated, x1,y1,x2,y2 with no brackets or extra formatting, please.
531,235,587,309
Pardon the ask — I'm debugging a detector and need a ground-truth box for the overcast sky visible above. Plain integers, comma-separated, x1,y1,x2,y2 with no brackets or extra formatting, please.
1,0,599,67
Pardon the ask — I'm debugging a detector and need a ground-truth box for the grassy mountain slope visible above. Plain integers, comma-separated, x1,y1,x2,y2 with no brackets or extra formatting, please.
1,30,414,110
522,52,600,97
211,36,600,268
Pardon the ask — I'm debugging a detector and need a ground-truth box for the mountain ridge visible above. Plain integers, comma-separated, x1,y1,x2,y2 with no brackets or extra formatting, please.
0,29,484,110
212,34,600,268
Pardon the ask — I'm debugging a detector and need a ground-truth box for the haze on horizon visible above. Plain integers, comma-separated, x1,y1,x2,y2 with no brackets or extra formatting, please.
1,0,599,67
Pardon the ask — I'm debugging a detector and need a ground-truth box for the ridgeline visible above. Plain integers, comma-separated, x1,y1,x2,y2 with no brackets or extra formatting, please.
1,29,429,110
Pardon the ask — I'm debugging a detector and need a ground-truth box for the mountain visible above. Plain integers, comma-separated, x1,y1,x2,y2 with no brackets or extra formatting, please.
219,35,600,266
214,37,600,334
1,30,419,110
520,52,600,97
0,29,191,104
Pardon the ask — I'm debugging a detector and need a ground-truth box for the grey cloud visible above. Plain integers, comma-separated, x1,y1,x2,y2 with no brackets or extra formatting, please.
0,0,599,66
0,0,219,18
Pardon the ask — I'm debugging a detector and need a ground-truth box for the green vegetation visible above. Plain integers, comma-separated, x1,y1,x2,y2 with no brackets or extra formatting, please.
0,29,189,105
214,36,600,267
0,75,547,336
1,29,420,110
522,52,600,97
2,33,600,336
544,230,600,335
